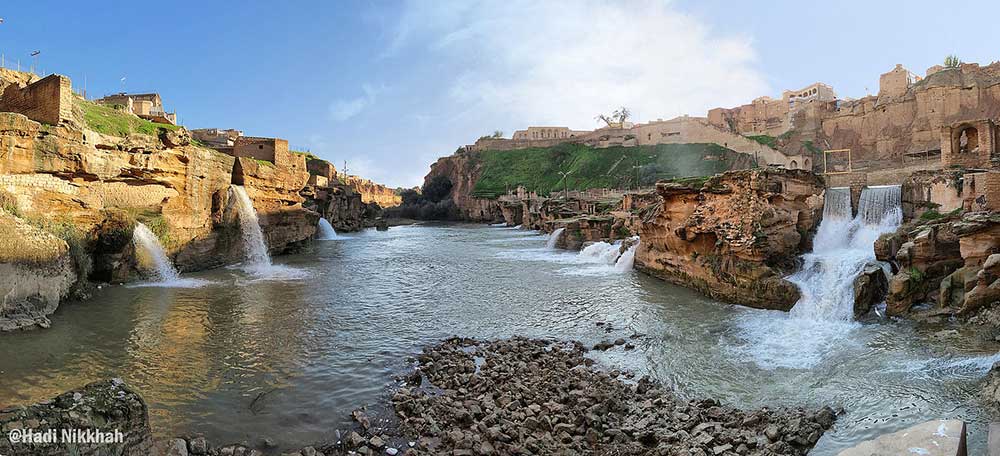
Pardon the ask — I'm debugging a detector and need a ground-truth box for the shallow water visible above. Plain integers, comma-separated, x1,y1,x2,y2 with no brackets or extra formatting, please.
0,223,996,454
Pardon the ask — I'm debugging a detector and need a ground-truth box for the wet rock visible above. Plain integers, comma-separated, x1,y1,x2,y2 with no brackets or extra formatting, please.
837,419,967,456
854,262,889,317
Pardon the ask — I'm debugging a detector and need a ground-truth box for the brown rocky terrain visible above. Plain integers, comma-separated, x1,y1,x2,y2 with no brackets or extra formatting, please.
423,150,502,222
0,68,387,330
343,175,401,208
634,168,825,311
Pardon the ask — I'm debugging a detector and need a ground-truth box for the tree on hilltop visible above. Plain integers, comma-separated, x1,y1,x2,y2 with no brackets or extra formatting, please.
596,107,631,128
944,55,962,68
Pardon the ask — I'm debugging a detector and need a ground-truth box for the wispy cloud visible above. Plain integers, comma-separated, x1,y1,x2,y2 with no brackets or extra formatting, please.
329,84,382,122
388,0,767,129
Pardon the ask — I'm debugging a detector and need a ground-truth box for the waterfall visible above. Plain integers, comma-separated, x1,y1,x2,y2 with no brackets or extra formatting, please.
546,228,565,249
132,223,180,282
579,242,623,264
229,185,272,269
788,185,902,321
317,218,339,240
614,240,639,272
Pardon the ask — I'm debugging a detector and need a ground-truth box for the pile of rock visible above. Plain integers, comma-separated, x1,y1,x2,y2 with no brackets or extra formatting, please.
388,337,836,455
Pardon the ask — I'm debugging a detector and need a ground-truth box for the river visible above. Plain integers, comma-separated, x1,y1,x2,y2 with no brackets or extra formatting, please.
0,223,996,454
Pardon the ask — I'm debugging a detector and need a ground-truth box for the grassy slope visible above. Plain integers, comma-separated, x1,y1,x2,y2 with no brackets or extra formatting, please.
472,143,748,198
76,98,180,137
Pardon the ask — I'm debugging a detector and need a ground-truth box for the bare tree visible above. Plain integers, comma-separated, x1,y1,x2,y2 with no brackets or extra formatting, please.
595,106,632,128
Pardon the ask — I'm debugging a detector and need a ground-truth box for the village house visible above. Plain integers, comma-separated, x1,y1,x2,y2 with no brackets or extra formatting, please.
191,128,243,149
95,92,177,125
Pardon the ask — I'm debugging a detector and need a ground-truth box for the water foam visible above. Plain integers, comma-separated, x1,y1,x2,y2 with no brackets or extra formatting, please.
129,223,211,288
230,185,306,280
546,228,565,249
317,218,340,240
731,186,902,369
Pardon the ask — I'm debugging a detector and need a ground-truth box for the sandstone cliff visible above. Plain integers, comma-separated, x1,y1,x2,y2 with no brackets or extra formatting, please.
343,175,401,208
635,169,825,310
424,150,502,222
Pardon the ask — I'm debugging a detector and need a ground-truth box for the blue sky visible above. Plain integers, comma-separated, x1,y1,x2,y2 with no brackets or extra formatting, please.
1,1,997,187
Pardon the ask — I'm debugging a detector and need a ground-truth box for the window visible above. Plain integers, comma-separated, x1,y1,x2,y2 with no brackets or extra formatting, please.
259,145,264,150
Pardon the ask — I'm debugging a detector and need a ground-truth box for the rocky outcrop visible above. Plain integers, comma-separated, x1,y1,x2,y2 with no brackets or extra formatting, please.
0,208,77,330
853,262,889,318
635,168,825,310
876,211,1000,317
0,379,153,456
424,150,502,222
303,183,368,232
837,419,967,456
343,175,400,208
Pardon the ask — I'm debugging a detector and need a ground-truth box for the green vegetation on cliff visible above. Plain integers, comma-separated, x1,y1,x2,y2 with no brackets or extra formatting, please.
471,143,749,198
76,99,180,137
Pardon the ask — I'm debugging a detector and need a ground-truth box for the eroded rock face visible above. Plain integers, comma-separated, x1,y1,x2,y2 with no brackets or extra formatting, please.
0,379,153,456
424,151,502,222
0,208,76,330
635,168,825,310
876,211,1000,317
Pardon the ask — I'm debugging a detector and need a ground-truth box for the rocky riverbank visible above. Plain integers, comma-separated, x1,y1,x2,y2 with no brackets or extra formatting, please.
2,337,838,456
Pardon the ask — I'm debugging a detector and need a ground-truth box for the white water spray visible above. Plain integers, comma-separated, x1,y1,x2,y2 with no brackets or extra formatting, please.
789,185,902,321
132,223,180,282
579,242,623,264
614,240,639,272
317,218,339,240
546,228,565,249
229,185,272,269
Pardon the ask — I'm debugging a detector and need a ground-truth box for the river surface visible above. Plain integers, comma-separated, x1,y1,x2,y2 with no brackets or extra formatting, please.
0,223,997,454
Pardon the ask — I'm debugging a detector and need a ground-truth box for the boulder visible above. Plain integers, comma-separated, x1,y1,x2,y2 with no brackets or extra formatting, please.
837,419,967,456
853,263,888,317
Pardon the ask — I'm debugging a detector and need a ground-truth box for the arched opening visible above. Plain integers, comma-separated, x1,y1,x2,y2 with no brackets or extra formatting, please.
955,126,980,154
789,160,798,169
804,158,811,169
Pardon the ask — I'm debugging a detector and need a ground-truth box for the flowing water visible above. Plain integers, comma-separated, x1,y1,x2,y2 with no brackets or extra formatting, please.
546,227,565,249
0,223,996,454
316,219,339,241
229,185,307,280
131,223,211,289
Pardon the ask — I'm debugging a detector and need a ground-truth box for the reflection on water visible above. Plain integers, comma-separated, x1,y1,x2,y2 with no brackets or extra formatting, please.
0,224,996,454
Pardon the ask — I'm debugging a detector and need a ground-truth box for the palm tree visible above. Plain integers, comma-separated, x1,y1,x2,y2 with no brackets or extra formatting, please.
944,55,962,69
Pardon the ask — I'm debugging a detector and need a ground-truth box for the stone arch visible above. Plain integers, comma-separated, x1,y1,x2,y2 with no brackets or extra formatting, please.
953,124,980,154
804,158,811,169
789,160,798,169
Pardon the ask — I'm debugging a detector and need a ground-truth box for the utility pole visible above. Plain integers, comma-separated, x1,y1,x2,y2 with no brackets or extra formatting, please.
557,170,572,200
30,50,39,75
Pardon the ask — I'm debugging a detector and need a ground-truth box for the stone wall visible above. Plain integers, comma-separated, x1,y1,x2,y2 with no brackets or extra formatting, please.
0,74,73,126
941,119,997,168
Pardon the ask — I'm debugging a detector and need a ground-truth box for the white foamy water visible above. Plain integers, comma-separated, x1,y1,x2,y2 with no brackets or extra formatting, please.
317,218,340,240
546,227,565,249
731,186,902,369
230,185,307,280
579,242,624,264
129,223,211,288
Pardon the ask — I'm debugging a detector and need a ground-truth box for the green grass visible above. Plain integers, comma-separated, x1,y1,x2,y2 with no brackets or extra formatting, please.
745,135,777,148
292,150,320,161
76,98,180,138
471,143,748,198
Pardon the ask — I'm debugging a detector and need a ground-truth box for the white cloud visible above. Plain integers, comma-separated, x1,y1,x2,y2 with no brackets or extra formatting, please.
329,84,381,122
389,0,768,129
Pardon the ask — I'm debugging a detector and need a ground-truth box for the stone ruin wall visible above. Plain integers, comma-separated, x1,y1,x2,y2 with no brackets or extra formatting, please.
0,74,73,126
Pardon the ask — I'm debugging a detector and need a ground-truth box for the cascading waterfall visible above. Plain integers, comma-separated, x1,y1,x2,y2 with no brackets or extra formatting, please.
579,241,623,264
229,185,272,269
316,218,339,240
132,223,180,282
546,228,565,249
788,185,902,321
614,240,639,272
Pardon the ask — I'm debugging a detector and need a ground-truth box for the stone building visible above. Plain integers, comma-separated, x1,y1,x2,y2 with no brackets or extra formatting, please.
95,92,176,124
0,73,73,125
229,136,305,172
512,126,589,140
941,119,997,169
707,82,836,136
191,128,242,148
878,64,921,99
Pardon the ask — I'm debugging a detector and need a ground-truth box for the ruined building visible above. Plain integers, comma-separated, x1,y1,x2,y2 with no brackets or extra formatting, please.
95,92,177,125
